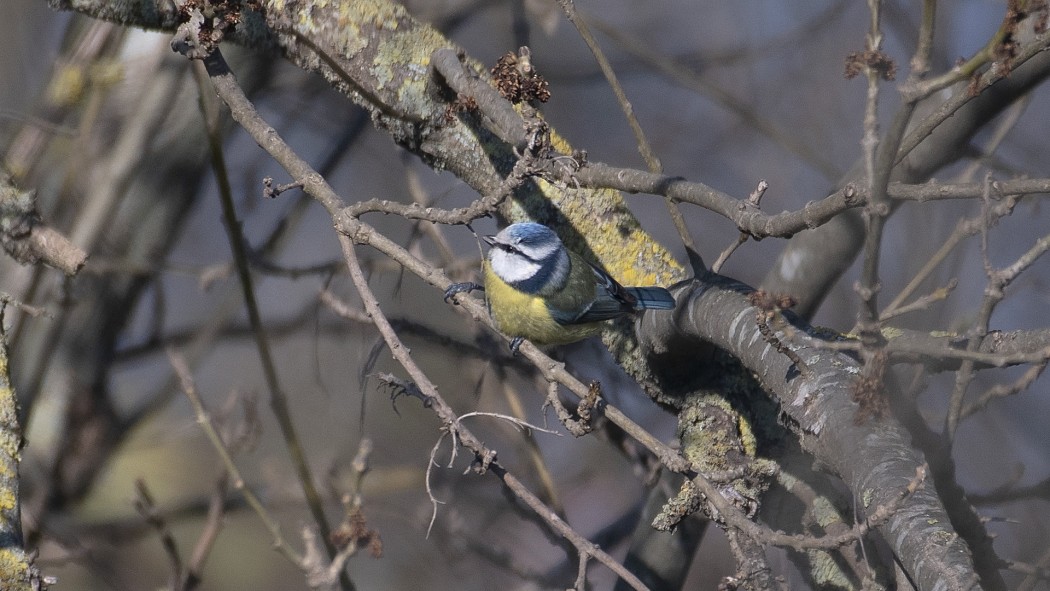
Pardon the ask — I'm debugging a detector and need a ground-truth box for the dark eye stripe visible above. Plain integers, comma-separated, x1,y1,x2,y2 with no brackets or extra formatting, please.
499,242,548,263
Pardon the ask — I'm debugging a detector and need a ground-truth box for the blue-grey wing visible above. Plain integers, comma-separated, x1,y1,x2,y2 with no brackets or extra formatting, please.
546,263,675,325
625,286,675,310
547,264,632,325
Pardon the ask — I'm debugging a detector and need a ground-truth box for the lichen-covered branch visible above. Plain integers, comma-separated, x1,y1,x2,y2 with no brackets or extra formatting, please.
0,308,42,590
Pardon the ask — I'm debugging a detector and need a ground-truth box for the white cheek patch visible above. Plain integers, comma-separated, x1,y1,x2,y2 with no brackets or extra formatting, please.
490,249,541,284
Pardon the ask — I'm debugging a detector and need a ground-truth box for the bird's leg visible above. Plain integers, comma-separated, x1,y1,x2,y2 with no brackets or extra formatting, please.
509,337,524,356
443,282,483,303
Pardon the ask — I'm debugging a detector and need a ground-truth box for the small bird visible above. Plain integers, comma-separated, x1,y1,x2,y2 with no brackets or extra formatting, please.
445,222,676,351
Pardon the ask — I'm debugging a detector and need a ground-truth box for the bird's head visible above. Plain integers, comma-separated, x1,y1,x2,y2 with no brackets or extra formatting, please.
485,222,571,293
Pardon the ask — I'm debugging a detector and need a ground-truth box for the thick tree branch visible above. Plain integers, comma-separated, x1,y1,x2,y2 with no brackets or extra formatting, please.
641,274,983,591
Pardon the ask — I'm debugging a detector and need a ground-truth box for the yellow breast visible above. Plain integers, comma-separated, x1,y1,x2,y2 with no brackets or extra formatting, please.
483,261,603,345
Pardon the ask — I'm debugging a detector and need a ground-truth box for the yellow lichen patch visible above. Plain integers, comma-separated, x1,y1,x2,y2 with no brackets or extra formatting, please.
0,547,29,586
862,487,875,508
548,128,574,155
374,26,442,103
811,496,840,528
880,326,904,339
0,388,16,462
275,0,409,56
0,488,16,513
809,550,852,589
520,132,683,291
737,414,758,457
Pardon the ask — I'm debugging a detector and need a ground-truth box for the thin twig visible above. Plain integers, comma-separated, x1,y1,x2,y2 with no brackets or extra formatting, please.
167,348,305,567
588,15,841,179
900,7,1022,102
553,1,659,171
696,464,928,552
877,279,956,322
134,479,185,588
495,367,566,516
182,473,230,590
192,57,340,575
896,29,1050,163
402,157,457,267
785,325,1050,369
712,180,768,273
944,177,1022,442
856,0,889,325
882,195,1018,317
962,359,1048,420
544,158,1050,240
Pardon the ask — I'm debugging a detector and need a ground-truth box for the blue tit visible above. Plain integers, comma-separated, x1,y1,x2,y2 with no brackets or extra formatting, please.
445,222,676,351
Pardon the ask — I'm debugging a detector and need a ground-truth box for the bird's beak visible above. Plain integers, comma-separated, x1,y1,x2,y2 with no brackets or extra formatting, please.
481,235,496,246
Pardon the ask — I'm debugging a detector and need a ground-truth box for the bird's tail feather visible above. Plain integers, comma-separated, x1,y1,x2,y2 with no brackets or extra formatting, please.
625,287,676,310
